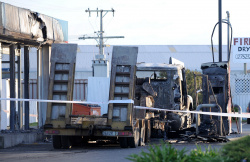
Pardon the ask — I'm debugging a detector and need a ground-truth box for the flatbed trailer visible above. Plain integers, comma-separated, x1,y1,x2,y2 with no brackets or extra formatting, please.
44,45,193,149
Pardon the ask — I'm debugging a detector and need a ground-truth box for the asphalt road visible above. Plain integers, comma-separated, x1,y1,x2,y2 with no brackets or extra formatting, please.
0,140,225,162
0,122,249,162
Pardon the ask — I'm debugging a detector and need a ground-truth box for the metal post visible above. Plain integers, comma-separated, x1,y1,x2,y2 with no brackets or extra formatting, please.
233,104,242,134
226,11,230,62
194,74,197,107
40,45,50,127
37,48,42,128
24,46,29,130
81,8,124,58
244,63,247,74
81,8,124,77
17,45,22,130
0,43,2,130
218,0,222,62
100,10,104,56
9,44,16,131
238,106,242,134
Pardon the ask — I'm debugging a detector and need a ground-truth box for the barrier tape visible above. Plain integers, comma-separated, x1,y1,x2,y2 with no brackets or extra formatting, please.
0,98,248,118
135,106,248,118
0,98,134,104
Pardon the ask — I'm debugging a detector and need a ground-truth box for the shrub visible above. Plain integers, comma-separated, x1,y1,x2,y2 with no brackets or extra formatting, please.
127,141,187,162
127,141,227,162
128,136,250,161
222,135,250,162
187,145,228,162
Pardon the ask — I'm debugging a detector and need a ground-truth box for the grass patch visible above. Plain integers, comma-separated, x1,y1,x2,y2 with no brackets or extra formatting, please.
29,122,38,127
188,145,229,162
222,135,250,162
231,117,246,122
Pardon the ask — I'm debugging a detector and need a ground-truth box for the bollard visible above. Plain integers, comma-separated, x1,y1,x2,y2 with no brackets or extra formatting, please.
233,104,242,134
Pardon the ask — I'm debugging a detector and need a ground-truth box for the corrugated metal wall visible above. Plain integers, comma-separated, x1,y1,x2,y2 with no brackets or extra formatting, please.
0,2,68,43
73,79,88,101
231,74,250,112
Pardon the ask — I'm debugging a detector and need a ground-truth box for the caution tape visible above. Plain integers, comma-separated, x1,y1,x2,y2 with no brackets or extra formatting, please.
0,98,134,104
0,98,249,118
135,106,248,118
109,100,134,104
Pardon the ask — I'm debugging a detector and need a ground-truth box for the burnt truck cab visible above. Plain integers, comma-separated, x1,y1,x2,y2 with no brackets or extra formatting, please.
200,61,231,135
134,57,193,136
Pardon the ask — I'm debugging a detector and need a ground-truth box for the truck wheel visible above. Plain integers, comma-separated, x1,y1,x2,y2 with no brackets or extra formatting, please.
128,127,139,148
61,136,72,149
70,136,84,146
52,135,62,149
119,137,128,148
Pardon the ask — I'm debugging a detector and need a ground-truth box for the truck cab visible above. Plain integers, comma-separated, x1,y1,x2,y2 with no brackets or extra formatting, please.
135,57,193,137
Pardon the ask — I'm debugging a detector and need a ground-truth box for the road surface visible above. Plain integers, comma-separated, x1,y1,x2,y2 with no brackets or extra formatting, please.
0,122,248,162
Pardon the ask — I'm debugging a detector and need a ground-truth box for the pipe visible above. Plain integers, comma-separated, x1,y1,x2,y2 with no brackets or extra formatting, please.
226,11,230,61
233,104,242,134
24,46,30,130
17,45,22,130
196,104,222,136
9,44,16,131
218,0,222,62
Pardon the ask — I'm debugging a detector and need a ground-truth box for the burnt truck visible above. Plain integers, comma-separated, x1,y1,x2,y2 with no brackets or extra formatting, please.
134,60,194,138
44,45,193,149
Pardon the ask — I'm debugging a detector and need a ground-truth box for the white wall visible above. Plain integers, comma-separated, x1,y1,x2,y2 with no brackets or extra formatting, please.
87,77,110,115
1,79,10,129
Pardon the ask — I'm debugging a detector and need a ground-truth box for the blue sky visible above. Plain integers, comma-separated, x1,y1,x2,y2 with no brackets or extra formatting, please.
2,0,250,45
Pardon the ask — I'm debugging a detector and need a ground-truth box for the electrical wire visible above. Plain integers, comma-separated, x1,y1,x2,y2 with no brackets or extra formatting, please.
88,17,97,32
211,21,233,63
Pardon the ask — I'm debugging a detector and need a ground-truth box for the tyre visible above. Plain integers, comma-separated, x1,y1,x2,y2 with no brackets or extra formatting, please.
128,127,140,148
70,136,84,146
61,136,72,149
247,118,250,124
119,137,128,148
52,135,62,149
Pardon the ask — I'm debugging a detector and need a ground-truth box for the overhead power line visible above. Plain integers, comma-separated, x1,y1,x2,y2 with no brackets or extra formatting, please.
79,8,124,59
